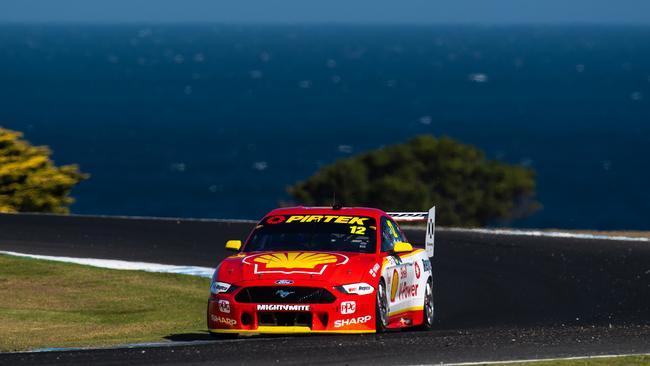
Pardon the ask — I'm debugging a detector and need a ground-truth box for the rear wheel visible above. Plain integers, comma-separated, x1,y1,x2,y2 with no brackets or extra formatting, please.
418,279,434,330
375,279,389,332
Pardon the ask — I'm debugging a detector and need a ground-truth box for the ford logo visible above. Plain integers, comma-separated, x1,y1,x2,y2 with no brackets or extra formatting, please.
275,280,294,285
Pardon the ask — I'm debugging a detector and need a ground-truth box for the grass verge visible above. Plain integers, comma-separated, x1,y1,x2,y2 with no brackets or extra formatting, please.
488,355,650,365
0,254,210,352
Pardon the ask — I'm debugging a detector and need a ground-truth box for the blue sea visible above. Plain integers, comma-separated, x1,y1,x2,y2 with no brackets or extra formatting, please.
0,24,649,229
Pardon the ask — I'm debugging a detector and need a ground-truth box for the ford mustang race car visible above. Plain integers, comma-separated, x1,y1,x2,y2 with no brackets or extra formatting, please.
207,205,435,335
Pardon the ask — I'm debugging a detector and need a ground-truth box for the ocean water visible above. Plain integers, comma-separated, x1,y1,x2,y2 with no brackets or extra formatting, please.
0,24,648,229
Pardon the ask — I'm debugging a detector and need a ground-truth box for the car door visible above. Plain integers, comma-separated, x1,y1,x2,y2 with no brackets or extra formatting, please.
380,216,417,316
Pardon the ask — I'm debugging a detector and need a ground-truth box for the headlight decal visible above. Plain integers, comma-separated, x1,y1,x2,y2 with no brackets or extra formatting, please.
211,281,232,295
335,282,375,295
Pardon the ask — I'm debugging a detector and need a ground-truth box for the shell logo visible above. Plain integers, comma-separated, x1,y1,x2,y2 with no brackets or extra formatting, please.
255,252,338,269
390,268,399,302
243,252,348,275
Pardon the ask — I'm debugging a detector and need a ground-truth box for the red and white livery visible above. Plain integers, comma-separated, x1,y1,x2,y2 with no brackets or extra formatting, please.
207,205,436,335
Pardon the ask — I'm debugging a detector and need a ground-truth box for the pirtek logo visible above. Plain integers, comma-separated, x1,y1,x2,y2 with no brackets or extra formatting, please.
285,215,369,225
334,315,372,328
256,304,311,311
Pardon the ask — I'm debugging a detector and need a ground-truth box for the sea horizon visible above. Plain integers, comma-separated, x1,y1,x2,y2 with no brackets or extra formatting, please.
1,24,648,229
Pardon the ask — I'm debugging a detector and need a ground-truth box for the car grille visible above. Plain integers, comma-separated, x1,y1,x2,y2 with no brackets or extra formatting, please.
258,312,313,326
235,286,336,304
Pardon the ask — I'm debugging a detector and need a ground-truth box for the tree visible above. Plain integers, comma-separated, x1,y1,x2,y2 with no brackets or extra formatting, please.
288,135,538,227
0,127,88,214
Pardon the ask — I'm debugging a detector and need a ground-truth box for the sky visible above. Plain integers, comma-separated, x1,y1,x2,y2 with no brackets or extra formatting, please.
2,0,650,24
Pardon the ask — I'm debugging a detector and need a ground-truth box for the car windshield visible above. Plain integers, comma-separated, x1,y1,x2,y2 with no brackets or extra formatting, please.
245,214,377,253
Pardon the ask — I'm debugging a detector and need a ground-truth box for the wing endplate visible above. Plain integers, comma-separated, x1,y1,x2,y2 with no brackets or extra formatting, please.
425,206,435,258
386,212,427,222
387,206,435,258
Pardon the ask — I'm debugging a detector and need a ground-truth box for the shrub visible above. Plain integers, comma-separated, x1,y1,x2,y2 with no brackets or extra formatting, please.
289,135,538,227
0,127,88,213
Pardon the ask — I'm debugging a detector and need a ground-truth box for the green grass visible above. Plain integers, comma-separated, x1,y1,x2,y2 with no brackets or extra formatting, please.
489,355,650,366
0,254,210,352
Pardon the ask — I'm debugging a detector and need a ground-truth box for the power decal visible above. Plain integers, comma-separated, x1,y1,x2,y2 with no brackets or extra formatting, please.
398,283,419,300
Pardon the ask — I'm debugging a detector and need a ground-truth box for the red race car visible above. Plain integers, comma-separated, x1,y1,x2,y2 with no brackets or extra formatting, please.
207,205,435,335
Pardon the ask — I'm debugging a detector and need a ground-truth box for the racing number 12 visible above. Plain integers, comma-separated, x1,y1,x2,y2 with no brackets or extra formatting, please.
350,226,366,235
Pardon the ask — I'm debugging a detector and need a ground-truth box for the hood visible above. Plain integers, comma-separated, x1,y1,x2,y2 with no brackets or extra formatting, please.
216,251,379,285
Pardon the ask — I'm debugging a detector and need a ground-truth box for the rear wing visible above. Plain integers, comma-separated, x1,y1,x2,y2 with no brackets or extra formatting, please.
387,206,435,258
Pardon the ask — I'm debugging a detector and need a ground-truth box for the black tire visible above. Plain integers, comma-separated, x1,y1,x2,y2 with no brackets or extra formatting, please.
375,279,389,332
417,279,435,331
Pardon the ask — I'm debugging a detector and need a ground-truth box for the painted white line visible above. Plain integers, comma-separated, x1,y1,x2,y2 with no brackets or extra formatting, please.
404,226,650,242
28,340,220,353
0,251,215,278
10,333,264,354
414,352,650,366
445,227,650,242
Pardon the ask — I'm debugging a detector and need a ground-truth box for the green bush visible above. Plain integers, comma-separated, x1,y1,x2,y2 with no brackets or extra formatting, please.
0,127,88,213
289,135,538,227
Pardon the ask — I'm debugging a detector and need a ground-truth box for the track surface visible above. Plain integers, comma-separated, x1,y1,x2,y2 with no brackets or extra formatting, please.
1,213,650,365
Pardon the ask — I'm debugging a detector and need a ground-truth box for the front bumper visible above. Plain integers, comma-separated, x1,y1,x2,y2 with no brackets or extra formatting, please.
209,326,374,334
207,283,376,334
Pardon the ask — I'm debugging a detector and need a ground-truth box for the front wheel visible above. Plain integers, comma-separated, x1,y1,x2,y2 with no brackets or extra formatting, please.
418,279,434,330
375,279,389,332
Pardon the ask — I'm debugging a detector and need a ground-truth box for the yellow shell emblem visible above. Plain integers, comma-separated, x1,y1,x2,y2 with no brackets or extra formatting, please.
390,269,399,302
253,252,338,269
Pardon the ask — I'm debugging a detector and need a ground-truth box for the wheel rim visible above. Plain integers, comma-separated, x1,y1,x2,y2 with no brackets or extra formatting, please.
424,281,434,325
377,282,388,326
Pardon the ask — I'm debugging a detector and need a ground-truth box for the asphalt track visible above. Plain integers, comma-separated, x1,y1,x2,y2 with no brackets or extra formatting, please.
1,213,650,365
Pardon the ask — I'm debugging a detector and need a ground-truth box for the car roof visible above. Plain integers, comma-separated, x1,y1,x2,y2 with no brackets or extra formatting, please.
264,206,387,219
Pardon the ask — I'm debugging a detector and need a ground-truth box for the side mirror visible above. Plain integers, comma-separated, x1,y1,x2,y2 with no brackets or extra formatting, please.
225,240,242,251
393,242,413,253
